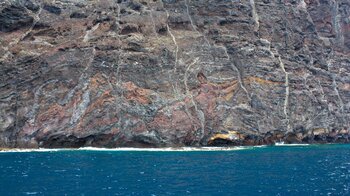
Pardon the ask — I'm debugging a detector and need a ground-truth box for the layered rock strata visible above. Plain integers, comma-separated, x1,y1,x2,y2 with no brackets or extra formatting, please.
0,0,349,148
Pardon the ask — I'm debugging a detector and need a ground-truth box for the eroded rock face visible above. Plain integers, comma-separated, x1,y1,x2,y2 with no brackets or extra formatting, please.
0,0,349,148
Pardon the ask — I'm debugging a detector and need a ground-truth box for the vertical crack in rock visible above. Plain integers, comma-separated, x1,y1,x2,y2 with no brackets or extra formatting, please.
149,7,158,37
278,56,291,132
303,48,320,103
332,0,344,46
115,3,122,86
280,1,290,50
249,0,259,33
317,79,326,102
113,48,122,86
323,46,346,124
222,45,250,99
13,85,19,146
69,48,96,125
70,88,90,125
332,77,345,114
115,2,120,26
111,1,124,87
183,0,210,141
226,0,251,100
166,10,180,96
184,58,205,142
185,0,210,46
184,58,198,104
115,58,122,86
328,58,345,117
166,10,178,72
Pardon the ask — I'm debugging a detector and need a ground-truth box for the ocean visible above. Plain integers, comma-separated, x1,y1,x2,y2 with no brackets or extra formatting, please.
0,144,349,195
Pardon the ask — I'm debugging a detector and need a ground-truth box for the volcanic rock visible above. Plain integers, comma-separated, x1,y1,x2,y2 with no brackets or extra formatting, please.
0,0,349,148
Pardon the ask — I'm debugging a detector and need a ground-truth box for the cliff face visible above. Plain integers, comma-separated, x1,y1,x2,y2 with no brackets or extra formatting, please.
0,0,349,148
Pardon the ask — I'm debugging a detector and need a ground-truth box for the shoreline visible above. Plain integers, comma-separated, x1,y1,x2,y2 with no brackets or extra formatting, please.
0,146,257,152
1,143,348,153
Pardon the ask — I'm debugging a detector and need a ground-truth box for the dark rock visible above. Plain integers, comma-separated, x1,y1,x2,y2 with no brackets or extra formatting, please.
18,0,39,12
0,5,33,32
128,2,142,11
70,12,88,19
284,133,302,144
43,4,61,15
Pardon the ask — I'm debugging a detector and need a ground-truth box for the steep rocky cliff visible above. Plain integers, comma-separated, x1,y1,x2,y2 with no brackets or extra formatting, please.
0,0,349,148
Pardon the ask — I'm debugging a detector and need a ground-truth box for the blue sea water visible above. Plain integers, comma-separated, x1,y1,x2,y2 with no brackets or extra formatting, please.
0,144,350,195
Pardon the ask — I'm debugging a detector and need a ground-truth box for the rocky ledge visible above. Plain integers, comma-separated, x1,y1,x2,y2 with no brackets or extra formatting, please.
0,0,349,148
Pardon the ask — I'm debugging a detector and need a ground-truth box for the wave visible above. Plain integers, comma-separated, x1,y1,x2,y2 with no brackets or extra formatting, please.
274,143,310,146
3,143,336,153
78,146,252,152
0,146,266,153
0,148,67,153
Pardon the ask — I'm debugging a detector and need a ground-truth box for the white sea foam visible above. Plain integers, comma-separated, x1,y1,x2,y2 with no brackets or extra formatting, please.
77,146,250,152
0,144,317,153
24,192,39,195
253,145,268,148
274,143,310,146
0,148,67,153
0,146,257,153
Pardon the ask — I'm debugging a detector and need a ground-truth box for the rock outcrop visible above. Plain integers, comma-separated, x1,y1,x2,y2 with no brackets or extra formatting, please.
0,0,349,148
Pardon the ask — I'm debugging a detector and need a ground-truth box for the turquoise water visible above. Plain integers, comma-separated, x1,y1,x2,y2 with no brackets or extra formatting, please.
0,145,350,195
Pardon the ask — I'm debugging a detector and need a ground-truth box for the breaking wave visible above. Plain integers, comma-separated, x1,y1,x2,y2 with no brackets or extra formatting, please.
274,143,310,146
0,146,268,153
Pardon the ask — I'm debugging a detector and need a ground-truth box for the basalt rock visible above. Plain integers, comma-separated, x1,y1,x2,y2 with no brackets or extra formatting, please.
0,4,34,32
0,0,349,148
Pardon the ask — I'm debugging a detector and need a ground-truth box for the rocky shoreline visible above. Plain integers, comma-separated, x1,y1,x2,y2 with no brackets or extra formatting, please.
207,129,350,146
1,128,349,149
